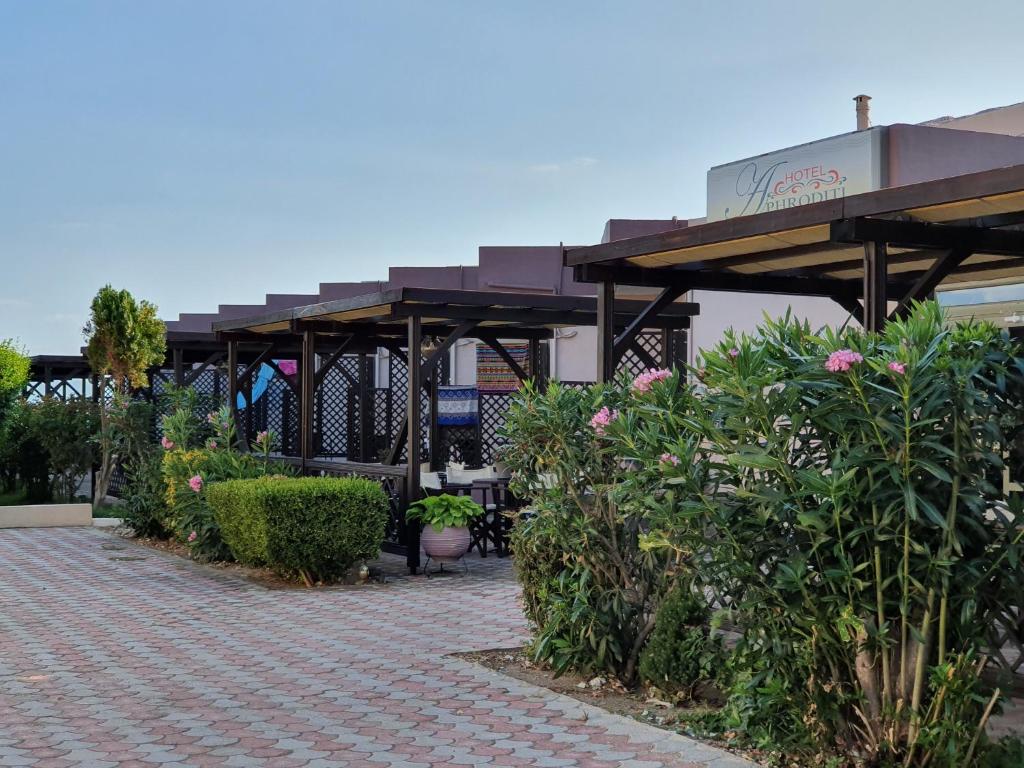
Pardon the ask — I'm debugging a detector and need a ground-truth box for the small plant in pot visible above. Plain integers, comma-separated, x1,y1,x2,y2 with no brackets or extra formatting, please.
406,494,485,564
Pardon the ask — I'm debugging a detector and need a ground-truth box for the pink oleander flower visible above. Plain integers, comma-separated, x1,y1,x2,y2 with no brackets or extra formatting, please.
825,349,864,373
632,368,672,393
188,475,203,493
728,347,740,358
207,412,218,424
207,439,218,450
187,531,197,543
590,406,619,436
160,436,174,450
659,453,681,467
888,361,906,375
256,430,268,442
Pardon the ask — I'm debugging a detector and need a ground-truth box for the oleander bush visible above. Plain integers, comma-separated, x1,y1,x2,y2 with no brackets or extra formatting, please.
503,301,1024,767
159,405,287,559
501,379,706,683
121,450,168,537
207,476,389,584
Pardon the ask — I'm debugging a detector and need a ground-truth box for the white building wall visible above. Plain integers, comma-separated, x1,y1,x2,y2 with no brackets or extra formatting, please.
687,292,853,365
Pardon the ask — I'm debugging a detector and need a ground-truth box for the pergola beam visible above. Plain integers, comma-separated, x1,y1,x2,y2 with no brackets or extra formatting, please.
832,217,1024,255
893,248,974,320
613,284,687,363
575,262,900,299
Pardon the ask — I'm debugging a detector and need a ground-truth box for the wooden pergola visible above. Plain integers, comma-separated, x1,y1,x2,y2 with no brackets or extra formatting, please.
25,356,93,401
214,286,698,571
565,164,1024,380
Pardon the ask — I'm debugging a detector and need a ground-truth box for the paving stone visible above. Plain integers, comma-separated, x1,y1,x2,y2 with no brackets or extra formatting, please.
0,528,759,767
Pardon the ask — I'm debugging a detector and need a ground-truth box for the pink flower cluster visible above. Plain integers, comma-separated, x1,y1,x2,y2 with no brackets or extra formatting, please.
632,368,672,393
888,361,906,375
659,453,681,466
825,349,864,373
728,348,740,359
256,430,268,442
187,531,197,543
188,475,203,493
207,439,218,450
590,406,619,436
207,412,218,424
160,436,174,450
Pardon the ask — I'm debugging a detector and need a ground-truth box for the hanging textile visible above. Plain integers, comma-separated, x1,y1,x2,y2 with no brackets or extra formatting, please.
437,386,478,426
475,343,530,392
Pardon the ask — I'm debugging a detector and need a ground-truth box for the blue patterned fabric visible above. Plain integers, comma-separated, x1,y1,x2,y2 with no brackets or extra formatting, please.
437,386,478,426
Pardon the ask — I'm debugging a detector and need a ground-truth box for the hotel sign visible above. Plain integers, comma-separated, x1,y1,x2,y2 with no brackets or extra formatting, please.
706,128,884,222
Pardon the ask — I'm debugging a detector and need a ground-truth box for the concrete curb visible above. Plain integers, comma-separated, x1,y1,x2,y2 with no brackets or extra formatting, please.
0,503,92,528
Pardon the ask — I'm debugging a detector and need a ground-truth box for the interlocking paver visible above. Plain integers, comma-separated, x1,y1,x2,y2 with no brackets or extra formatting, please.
0,528,757,767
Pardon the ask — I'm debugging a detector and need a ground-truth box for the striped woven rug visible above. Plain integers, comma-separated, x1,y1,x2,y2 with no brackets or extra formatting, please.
475,343,530,392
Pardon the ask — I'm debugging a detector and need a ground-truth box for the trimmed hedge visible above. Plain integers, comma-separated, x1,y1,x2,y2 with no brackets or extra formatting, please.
207,476,389,582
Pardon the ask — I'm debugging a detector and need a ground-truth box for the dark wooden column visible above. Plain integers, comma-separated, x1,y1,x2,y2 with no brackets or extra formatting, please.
596,280,616,382
358,352,372,462
659,329,673,369
863,241,889,332
227,341,239,447
428,373,441,472
406,315,422,573
172,347,185,388
300,329,316,469
528,338,547,390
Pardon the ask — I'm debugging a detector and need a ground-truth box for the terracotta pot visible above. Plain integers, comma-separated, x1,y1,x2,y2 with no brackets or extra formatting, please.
421,525,471,561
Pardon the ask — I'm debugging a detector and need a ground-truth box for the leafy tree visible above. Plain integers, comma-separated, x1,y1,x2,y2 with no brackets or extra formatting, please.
83,286,166,508
29,398,100,502
0,338,30,424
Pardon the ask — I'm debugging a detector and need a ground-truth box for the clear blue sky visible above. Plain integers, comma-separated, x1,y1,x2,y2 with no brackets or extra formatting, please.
3,0,1024,354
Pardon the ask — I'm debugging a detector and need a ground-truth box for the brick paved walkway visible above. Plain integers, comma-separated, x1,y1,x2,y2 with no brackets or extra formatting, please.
0,528,754,767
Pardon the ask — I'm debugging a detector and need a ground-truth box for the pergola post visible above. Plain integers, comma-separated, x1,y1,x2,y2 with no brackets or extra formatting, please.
596,280,615,383
227,341,239,447
358,352,372,462
406,315,422,573
863,241,889,332
172,347,185,388
300,329,316,469
528,338,546,390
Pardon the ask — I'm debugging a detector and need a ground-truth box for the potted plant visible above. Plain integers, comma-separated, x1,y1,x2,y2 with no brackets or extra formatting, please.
406,494,485,562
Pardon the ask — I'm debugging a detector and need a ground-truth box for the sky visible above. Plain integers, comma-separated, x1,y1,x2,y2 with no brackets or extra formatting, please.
3,0,1024,354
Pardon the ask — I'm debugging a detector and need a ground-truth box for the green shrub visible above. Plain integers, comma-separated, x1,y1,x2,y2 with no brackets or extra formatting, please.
603,302,1024,764
501,380,704,684
208,476,388,582
121,450,170,538
0,399,50,501
509,509,567,631
638,582,719,697
29,398,99,502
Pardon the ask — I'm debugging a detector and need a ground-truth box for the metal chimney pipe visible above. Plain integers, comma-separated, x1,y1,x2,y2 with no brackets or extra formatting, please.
854,94,872,131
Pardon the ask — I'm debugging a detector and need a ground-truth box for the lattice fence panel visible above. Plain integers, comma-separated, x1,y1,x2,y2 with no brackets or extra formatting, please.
617,330,662,379
384,349,451,465
316,358,359,458
439,425,480,467
479,392,513,466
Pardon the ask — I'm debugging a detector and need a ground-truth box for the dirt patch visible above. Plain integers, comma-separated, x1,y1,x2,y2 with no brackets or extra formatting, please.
457,646,770,765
